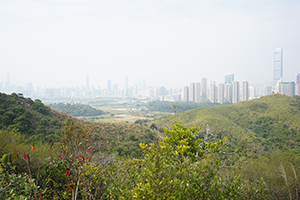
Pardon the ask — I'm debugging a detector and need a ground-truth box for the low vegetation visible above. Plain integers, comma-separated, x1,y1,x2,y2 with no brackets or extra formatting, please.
156,94,300,155
48,102,105,117
1,93,300,199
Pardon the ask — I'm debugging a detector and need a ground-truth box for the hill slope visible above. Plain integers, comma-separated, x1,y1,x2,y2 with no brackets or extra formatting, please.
157,94,300,153
48,102,105,116
0,93,157,157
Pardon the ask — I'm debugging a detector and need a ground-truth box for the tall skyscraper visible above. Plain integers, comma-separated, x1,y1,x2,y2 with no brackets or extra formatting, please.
125,76,128,89
86,76,89,90
242,80,249,101
218,82,224,103
273,47,283,86
249,86,255,99
263,85,272,96
232,80,240,103
189,82,195,102
5,71,10,93
183,86,189,101
201,77,207,101
296,73,300,96
281,82,295,96
210,80,216,103
224,83,232,102
107,80,112,92
195,82,201,102
142,78,146,91
225,74,234,85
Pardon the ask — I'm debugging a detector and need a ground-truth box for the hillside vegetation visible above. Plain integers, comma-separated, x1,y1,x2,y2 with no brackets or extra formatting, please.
156,94,300,154
0,93,157,157
146,100,231,113
48,102,105,117
1,93,300,199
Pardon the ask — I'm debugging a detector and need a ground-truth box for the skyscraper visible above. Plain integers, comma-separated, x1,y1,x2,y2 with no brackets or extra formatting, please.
5,71,10,93
195,82,201,102
263,85,272,96
232,80,240,103
225,74,234,101
86,76,89,90
183,86,189,101
296,73,300,96
225,74,234,85
224,83,232,102
210,80,216,103
273,47,283,86
107,80,112,92
189,82,195,102
201,77,207,101
242,80,249,101
142,78,146,91
125,76,128,90
249,86,255,99
218,82,224,103
281,82,295,96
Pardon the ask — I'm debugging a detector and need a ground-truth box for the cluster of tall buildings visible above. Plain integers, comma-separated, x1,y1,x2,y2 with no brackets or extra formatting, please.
270,47,299,97
182,47,299,104
183,75,251,104
0,47,299,102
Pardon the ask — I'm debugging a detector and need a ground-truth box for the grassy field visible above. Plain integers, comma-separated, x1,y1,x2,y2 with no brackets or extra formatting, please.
86,102,173,123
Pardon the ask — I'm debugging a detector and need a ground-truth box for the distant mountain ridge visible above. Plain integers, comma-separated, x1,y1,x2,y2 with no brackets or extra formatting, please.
157,94,300,154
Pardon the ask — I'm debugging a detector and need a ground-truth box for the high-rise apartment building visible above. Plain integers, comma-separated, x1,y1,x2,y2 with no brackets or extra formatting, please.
210,80,216,103
232,80,240,103
281,82,295,96
183,86,189,101
107,80,112,92
249,86,255,99
189,82,195,102
201,77,207,101
273,47,283,86
224,83,232,102
263,85,272,96
86,76,89,90
142,78,146,91
242,80,249,101
125,76,128,89
225,74,234,85
195,82,201,102
218,82,224,103
296,73,300,96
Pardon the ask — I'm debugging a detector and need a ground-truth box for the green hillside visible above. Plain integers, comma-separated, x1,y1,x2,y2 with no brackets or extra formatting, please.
157,94,300,154
0,92,157,157
48,102,105,116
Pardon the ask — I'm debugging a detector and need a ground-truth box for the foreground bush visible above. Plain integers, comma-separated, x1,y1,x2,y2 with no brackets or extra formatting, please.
1,120,266,199
106,121,266,199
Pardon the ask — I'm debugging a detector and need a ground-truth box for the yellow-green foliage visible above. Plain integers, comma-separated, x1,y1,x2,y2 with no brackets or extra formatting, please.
157,94,300,153
238,150,300,199
107,121,266,199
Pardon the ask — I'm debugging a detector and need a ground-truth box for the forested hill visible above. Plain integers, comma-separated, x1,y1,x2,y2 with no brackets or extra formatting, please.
157,94,300,154
48,102,105,116
0,92,64,141
0,93,157,157
146,100,231,113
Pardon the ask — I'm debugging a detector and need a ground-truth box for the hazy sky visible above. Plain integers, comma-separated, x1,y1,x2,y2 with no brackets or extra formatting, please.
0,0,299,89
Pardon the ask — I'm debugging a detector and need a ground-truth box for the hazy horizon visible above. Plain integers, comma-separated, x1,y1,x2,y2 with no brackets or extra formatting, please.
1,0,299,89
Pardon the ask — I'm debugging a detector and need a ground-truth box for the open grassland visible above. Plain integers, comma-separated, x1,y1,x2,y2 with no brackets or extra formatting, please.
157,94,300,153
86,103,172,123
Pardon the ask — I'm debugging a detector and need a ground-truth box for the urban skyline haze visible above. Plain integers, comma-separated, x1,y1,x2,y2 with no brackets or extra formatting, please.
0,1,300,89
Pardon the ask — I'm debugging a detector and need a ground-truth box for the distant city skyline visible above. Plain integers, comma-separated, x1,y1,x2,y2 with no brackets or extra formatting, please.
1,1,300,89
